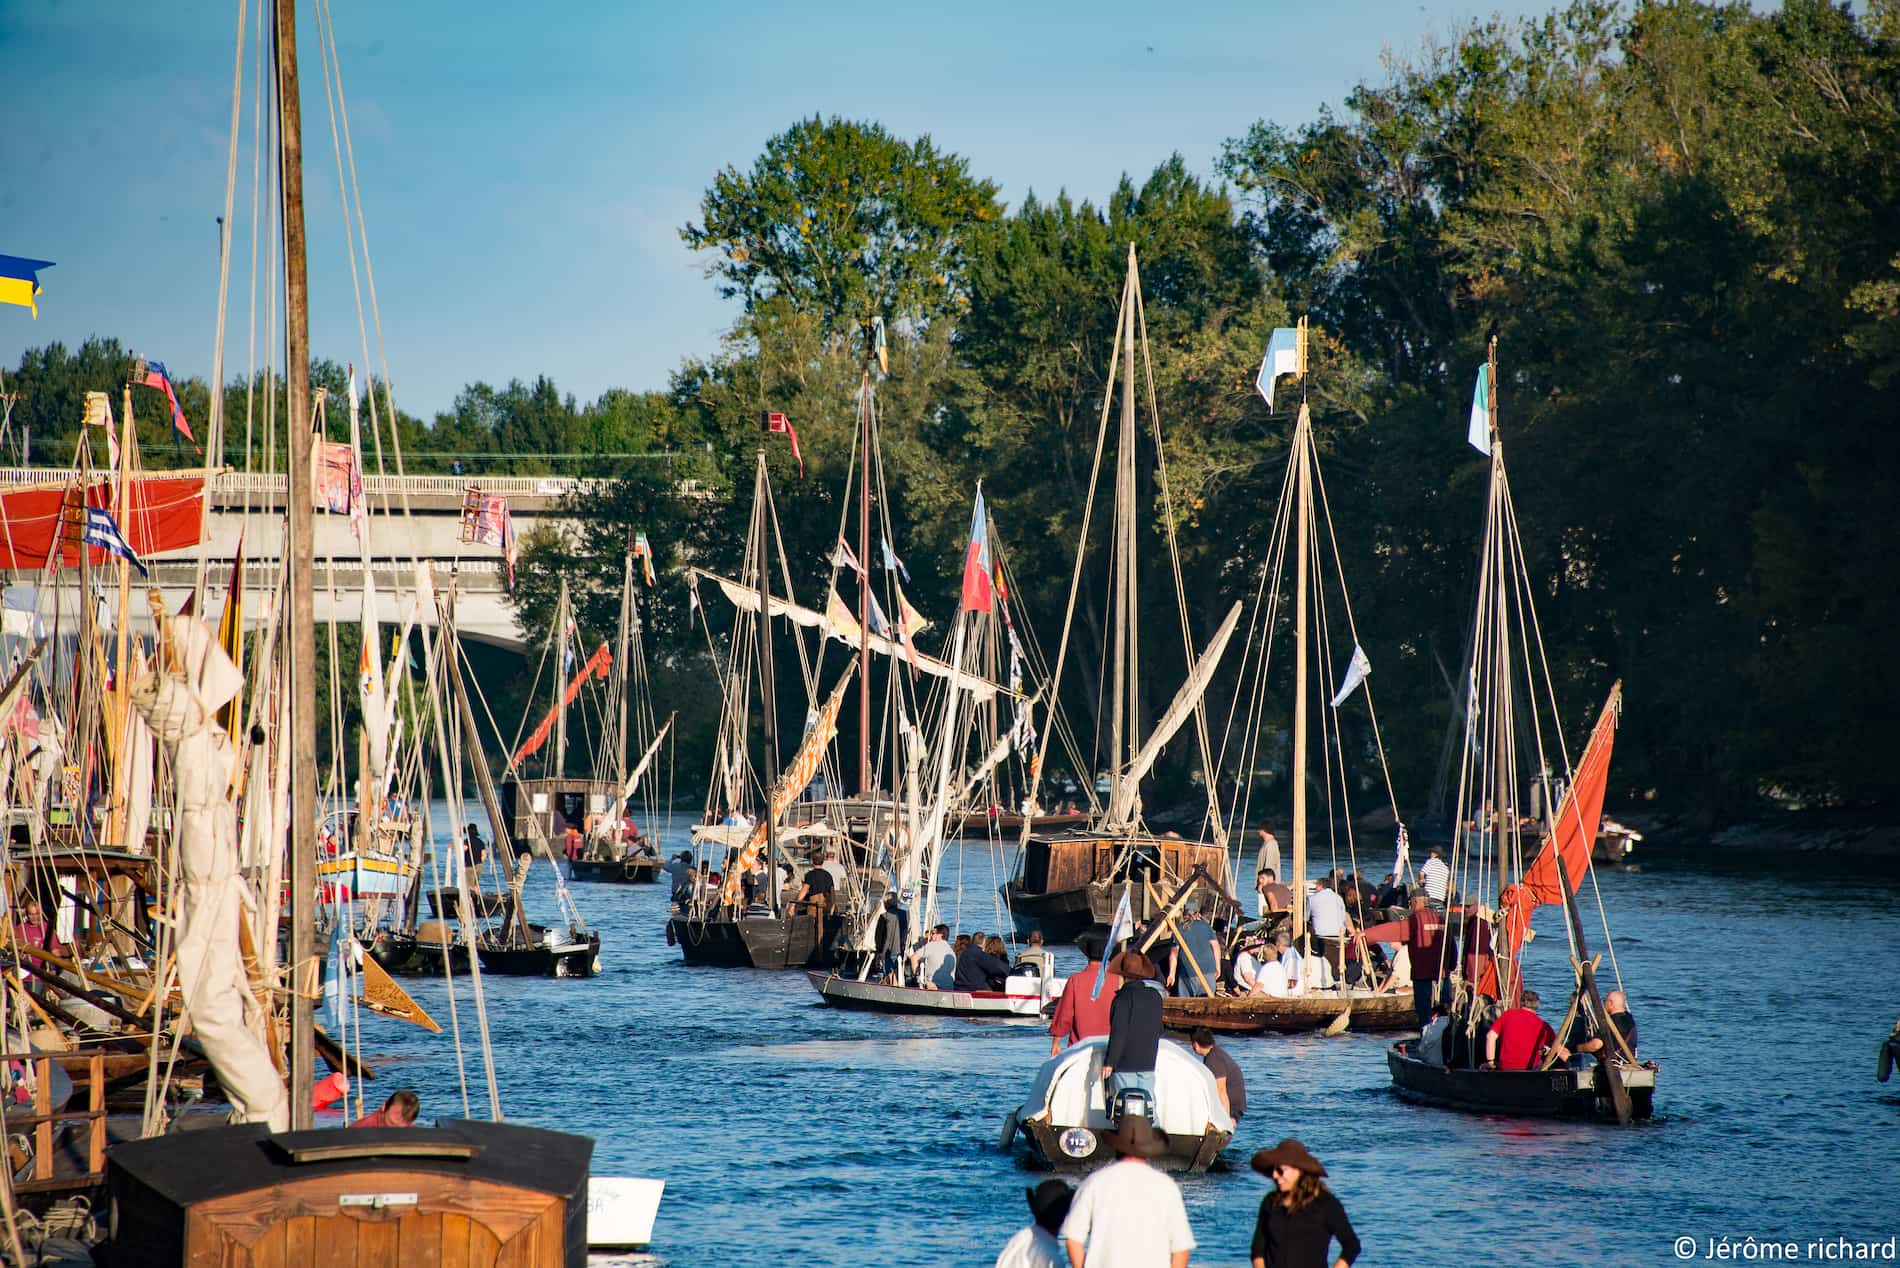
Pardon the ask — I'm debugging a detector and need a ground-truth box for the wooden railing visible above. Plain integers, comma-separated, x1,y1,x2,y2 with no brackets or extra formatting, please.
3,1049,106,1193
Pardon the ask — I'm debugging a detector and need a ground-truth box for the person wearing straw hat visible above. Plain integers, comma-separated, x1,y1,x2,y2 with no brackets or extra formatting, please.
995,1178,1073,1268
1060,1117,1196,1267
1101,949,1164,1105
1248,1139,1360,1268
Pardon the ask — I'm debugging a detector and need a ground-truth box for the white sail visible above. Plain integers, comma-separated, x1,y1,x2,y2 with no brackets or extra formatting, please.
699,568,1010,702
131,615,289,1130
1103,601,1243,830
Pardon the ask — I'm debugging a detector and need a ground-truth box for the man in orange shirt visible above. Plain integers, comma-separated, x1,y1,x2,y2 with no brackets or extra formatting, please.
1485,989,1569,1070
1048,931,1119,1055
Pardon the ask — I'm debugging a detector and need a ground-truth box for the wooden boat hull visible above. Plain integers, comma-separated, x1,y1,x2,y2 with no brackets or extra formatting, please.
477,930,601,978
806,971,1050,1018
1387,1040,1655,1120
427,887,513,919
1162,989,1416,1034
568,856,662,884
669,912,826,969
1002,881,1099,944
958,810,1091,835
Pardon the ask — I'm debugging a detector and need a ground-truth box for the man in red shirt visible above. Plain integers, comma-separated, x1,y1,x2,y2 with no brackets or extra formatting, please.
1048,932,1119,1055
1485,990,1569,1070
350,1089,419,1128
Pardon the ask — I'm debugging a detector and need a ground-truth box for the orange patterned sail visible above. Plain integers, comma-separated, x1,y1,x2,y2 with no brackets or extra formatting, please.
725,658,859,901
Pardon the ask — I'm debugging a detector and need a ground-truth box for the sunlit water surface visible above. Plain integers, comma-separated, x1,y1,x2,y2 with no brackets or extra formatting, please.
338,808,1900,1266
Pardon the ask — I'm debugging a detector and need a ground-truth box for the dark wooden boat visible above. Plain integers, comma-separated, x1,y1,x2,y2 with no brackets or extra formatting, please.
668,911,826,969
500,776,622,856
105,1118,592,1267
1004,833,1233,944
477,925,600,978
1162,989,1416,1035
569,851,662,884
1387,1039,1655,1120
958,809,1091,835
427,886,513,919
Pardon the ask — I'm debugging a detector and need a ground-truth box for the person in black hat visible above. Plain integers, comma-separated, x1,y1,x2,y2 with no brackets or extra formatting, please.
1249,1138,1360,1268
993,1178,1072,1268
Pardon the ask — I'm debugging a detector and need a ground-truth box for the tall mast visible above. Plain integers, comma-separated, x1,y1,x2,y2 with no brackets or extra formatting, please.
1109,249,1135,784
1291,318,1311,943
1486,337,1515,896
553,578,570,781
754,453,782,908
616,547,634,780
276,0,317,1131
107,384,135,850
857,366,872,798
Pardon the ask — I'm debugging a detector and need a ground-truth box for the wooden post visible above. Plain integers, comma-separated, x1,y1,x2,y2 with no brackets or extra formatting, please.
107,386,136,850
277,0,318,1132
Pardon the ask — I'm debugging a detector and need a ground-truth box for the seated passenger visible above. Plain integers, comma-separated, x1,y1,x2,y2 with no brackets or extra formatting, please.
1486,989,1570,1071
1567,988,1639,1062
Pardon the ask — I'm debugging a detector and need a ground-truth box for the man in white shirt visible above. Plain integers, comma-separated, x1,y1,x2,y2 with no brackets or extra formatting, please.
1419,847,1450,909
1273,931,1304,996
996,1179,1072,1268
1060,1117,1195,1267
1231,939,1262,994
910,923,955,989
1306,875,1351,986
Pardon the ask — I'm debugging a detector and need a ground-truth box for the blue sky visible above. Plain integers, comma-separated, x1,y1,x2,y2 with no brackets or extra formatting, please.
1,0,1539,423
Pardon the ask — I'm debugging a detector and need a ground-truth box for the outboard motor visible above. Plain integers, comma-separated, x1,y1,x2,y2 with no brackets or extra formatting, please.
1111,1086,1155,1125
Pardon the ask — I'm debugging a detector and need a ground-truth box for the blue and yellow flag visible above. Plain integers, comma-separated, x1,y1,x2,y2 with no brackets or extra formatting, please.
0,256,54,318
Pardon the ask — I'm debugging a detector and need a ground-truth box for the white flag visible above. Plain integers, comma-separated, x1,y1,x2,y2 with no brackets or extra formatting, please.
1467,363,1490,454
1092,888,1133,1000
1391,823,1410,883
1330,643,1372,707
1256,327,1300,412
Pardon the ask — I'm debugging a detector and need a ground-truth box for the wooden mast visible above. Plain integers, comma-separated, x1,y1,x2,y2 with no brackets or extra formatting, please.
754,452,782,909
1109,248,1135,791
1290,317,1310,947
107,383,136,850
275,0,317,1131
616,546,634,782
552,578,569,782
857,365,872,798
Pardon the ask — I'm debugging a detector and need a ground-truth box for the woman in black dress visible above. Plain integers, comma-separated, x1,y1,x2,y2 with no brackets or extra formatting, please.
1249,1138,1360,1268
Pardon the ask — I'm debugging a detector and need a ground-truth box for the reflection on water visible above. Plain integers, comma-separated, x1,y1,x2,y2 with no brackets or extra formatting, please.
345,806,1900,1263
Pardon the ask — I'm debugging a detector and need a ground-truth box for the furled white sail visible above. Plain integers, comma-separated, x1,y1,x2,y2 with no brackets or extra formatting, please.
1103,601,1243,830
131,615,289,1130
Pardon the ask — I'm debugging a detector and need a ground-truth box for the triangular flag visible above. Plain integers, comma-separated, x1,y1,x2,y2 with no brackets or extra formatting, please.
1093,888,1133,1000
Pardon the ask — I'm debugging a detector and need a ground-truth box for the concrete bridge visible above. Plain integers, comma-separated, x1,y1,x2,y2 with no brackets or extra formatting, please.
0,468,606,650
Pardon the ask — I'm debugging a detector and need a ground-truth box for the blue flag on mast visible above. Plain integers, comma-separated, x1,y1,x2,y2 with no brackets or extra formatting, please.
83,508,147,576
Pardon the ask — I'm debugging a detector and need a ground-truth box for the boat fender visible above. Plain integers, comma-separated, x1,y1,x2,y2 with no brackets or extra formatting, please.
1879,1034,1896,1084
665,923,677,946
997,1109,1020,1152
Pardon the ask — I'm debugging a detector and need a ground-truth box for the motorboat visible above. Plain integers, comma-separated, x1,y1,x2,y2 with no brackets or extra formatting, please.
1002,1035,1232,1172
808,965,1060,1018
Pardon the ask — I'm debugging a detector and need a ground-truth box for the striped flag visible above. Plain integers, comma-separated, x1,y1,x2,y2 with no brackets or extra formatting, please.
83,508,146,576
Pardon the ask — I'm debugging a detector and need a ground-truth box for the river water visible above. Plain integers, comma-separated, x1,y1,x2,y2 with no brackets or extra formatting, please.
341,809,1900,1266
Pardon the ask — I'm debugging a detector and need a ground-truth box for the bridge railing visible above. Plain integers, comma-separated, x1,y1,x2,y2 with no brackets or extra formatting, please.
0,467,608,498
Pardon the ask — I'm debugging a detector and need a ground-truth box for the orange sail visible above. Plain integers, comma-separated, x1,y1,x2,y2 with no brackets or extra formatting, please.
511,643,613,767
1491,683,1622,983
724,658,858,902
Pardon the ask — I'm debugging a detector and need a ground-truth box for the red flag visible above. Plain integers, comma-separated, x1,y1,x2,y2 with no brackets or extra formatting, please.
959,488,993,614
763,411,803,477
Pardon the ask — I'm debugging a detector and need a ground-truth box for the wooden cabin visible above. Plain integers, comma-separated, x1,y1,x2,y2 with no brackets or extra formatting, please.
499,777,621,855
105,1119,591,1267
1008,833,1234,943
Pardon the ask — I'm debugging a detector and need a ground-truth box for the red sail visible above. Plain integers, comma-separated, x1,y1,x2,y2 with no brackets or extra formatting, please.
0,473,208,570
511,643,613,767
1484,684,1622,994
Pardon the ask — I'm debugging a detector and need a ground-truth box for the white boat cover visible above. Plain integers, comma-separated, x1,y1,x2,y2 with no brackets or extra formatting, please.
1017,1035,1232,1139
